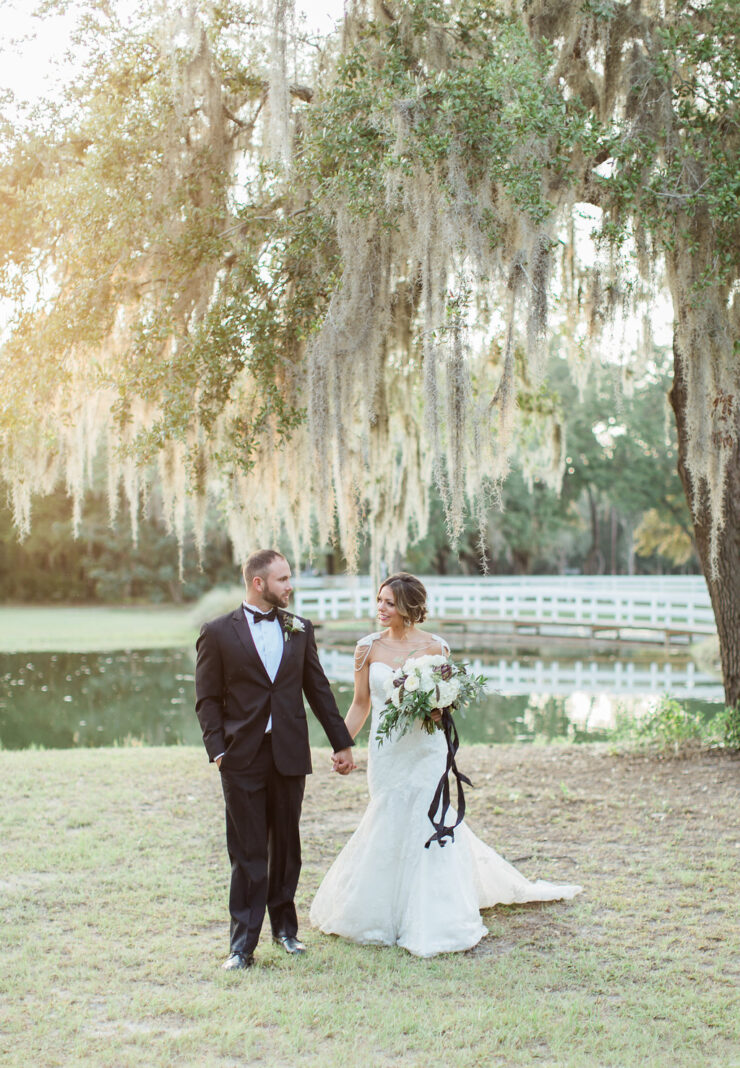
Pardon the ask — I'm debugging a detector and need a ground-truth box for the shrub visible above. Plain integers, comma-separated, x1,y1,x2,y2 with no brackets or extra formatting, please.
637,696,706,749
611,695,727,752
712,703,740,749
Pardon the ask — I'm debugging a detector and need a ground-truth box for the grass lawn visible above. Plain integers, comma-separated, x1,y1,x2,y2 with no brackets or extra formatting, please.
1,743,738,1066
0,601,370,653
0,605,196,652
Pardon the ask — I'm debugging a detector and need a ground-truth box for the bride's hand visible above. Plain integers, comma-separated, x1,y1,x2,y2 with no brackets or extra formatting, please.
332,748,357,775
430,710,443,723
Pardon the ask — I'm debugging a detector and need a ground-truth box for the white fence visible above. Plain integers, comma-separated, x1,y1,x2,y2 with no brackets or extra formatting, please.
295,576,715,638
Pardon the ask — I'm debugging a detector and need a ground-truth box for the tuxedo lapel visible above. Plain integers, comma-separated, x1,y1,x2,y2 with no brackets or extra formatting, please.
274,614,297,683
230,607,272,684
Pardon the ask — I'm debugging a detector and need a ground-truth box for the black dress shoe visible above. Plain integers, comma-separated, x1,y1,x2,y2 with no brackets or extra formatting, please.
273,932,306,955
222,952,254,971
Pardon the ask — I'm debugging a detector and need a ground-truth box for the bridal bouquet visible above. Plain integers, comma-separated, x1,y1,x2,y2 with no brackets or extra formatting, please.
376,654,486,744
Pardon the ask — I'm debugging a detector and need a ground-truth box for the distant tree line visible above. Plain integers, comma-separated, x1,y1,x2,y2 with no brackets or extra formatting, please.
0,482,236,603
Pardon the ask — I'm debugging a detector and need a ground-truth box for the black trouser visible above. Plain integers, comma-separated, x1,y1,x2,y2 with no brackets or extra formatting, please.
219,733,305,956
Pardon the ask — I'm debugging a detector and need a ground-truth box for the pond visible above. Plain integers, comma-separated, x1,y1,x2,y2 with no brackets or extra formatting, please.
0,645,723,751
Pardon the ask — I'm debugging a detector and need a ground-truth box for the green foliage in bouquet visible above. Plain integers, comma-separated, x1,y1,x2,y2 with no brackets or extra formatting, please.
376,655,488,746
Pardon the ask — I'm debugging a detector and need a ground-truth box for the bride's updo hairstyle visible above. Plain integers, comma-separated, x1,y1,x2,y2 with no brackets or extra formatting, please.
379,572,428,626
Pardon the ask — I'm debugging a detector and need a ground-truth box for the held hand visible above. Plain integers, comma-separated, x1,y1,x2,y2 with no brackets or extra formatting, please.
430,710,443,723
215,756,222,768
332,747,357,775
333,761,354,775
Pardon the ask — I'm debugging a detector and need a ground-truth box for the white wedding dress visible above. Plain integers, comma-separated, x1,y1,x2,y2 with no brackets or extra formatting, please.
310,644,582,957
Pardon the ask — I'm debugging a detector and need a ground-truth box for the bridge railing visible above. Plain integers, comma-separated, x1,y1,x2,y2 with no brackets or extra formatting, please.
294,576,715,635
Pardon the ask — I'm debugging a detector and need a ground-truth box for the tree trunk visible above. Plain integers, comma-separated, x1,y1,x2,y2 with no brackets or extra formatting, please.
624,519,635,576
669,338,740,707
583,488,604,575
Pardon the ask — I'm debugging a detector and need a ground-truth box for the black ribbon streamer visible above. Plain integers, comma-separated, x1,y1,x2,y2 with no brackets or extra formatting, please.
424,708,474,849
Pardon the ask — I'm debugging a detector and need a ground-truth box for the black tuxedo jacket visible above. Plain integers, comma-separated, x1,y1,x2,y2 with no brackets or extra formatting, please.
195,606,353,775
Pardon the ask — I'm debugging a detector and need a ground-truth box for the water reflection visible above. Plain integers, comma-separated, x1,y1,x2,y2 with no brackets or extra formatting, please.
0,646,723,751
321,647,723,746
0,651,201,751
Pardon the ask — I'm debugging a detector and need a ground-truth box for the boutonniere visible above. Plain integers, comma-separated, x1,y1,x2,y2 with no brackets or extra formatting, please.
281,613,305,642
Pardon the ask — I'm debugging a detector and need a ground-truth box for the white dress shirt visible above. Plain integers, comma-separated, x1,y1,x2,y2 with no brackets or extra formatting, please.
243,601,284,691
214,603,284,763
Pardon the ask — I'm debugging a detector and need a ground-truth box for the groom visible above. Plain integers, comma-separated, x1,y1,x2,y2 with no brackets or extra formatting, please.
195,549,355,970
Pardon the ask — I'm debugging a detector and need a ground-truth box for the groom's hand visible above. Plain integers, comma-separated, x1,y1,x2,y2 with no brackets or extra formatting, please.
332,748,356,775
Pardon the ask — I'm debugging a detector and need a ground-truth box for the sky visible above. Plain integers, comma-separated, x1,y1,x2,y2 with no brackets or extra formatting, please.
1,0,345,105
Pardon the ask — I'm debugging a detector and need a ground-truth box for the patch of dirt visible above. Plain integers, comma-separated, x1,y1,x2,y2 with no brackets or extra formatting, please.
0,870,64,894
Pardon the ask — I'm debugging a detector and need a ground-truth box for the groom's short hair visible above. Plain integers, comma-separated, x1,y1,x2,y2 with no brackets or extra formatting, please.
243,549,287,586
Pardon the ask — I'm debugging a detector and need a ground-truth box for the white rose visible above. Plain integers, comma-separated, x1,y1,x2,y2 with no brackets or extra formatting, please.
415,666,433,691
404,673,419,692
445,677,461,701
390,685,402,707
434,680,458,709
403,655,427,672
402,653,447,673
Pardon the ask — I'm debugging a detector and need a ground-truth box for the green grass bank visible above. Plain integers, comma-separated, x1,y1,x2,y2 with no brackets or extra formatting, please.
1,743,738,1067
0,600,373,653
0,604,196,652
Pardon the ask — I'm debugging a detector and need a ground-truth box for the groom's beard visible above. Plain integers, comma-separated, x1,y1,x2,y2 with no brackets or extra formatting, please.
262,589,291,610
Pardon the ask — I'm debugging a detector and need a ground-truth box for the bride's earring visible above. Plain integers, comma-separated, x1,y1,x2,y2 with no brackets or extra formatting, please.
403,617,411,628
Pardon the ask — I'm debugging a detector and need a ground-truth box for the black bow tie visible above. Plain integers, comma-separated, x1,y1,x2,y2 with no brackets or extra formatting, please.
246,606,278,624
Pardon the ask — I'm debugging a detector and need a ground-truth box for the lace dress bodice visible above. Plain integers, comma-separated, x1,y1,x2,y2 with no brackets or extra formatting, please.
367,661,447,800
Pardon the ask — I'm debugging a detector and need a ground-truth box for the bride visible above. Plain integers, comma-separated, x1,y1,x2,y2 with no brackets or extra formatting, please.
310,572,582,958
